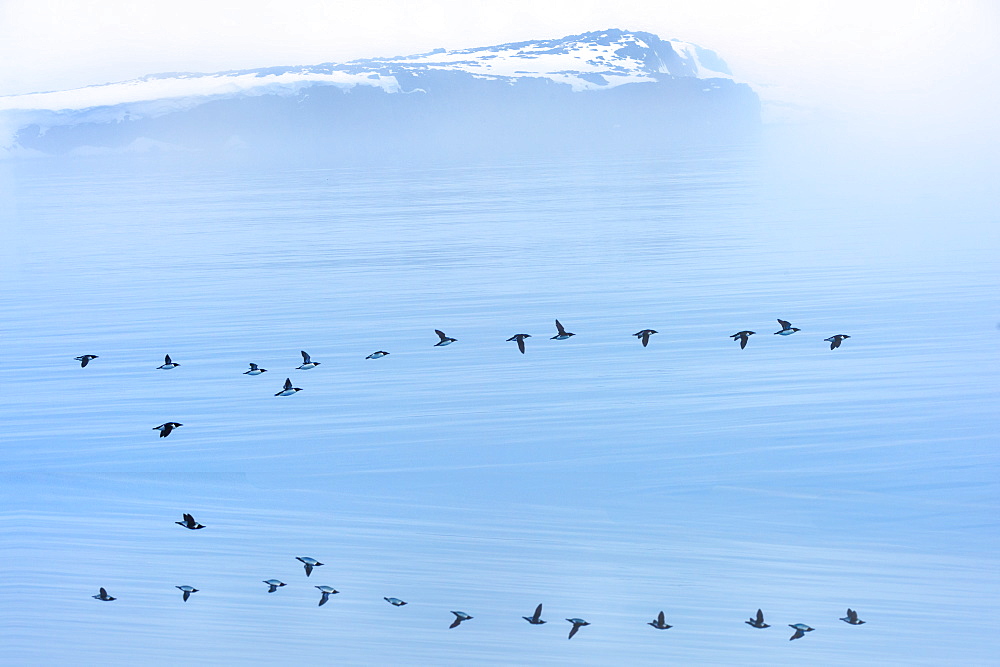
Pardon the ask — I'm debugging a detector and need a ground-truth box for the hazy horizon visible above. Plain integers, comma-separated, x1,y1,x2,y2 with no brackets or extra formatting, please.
3,0,998,132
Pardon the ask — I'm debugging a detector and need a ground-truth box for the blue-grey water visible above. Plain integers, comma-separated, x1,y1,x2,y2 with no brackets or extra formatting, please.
2,128,999,664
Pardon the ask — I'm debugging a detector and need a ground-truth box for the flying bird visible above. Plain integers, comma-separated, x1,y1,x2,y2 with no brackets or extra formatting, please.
244,363,267,375
153,422,183,438
434,330,457,346
366,351,390,359
263,580,286,593
825,334,851,350
157,354,179,369
315,586,339,606
841,608,865,625
384,597,408,606
773,319,800,335
75,355,98,367
566,618,590,639
633,329,658,347
551,320,575,340
275,378,302,396
92,587,116,601
507,334,531,354
296,556,324,577
175,513,205,530
730,330,755,349
176,585,198,602
745,609,770,628
449,611,473,628
648,611,672,629
297,351,320,369
523,603,546,625
788,623,814,641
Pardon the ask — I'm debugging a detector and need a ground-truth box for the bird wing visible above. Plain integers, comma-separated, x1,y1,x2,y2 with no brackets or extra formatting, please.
658,611,665,625
249,363,258,370
301,351,311,363
756,609,765,624
848,609,857,622
99,588,108,597
740,335,748,349
533,604,543,621
777,319,791,329
435,330,447,341
555,320,566,335
568,624,579,639
517,337,526,354
284,378,293,390
81,357,90,367
790,628,804,640
449,617,461,629
641,332,650,347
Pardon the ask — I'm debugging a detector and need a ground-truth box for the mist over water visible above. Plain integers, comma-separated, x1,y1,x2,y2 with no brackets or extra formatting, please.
2,122,998,664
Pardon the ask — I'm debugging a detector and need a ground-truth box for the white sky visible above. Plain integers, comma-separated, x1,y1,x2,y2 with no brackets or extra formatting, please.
1,0,997,127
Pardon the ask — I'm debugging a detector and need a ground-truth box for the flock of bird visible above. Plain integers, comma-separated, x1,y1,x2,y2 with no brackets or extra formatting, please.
71,318,851,439
88,514,866,641
78,317,862,643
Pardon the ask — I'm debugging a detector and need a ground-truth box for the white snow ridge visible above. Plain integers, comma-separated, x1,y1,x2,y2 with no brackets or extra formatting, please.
0,29,756,157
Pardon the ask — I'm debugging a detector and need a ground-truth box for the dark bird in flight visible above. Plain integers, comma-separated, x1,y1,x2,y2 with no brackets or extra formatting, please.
384,597,408,606
567,618,590,639
523,603,546,625
296,556,324,577
773,319,800,335
745,608,770,628
730,330,755,349
157,354,179,369
841,608,865,625
75,355,98,367
176,585,198,602
154,422,183,438
507,334,531,354
788,623,814,640
366,351,390,359
633,329,658,347
434,330,457,346
92,587,116,601
648,611,672,629
263,579,286,593
175,513,205,530
551,320,575,340
449,611,473,628
297,350,320,369
315,586,339,606
825,334,851,350
244,363,267,375
275,377,302,396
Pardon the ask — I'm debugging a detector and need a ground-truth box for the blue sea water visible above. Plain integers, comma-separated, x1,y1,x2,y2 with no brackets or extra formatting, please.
2,127,998,664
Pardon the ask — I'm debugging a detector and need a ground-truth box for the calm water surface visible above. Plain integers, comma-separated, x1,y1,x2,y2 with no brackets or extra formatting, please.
2,130,998,664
